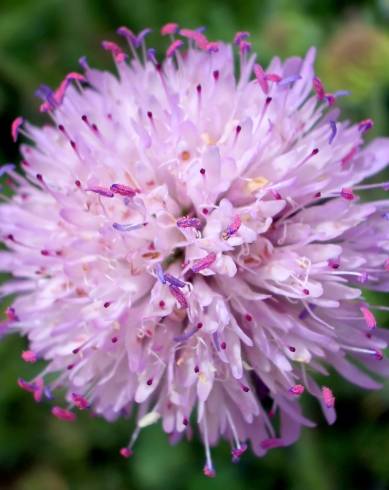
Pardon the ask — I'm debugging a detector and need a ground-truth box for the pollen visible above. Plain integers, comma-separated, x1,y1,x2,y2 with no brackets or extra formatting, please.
245,176,269,193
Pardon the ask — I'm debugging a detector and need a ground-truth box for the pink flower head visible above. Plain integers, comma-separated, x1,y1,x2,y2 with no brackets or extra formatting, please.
2,26,389,475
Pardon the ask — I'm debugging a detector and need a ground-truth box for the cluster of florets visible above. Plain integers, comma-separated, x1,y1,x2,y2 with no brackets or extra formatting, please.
1,24,389,476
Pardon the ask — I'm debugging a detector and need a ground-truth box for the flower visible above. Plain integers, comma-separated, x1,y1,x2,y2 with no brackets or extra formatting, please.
1,25,389,476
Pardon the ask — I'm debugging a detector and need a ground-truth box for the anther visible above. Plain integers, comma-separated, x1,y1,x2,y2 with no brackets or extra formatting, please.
322,386,335,408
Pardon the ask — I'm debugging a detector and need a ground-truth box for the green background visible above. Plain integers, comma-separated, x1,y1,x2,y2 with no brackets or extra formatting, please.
1,0,389,489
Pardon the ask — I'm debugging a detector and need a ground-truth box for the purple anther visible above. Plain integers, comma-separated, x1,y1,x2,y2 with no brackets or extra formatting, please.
191,252,217,273
329,120,337,144
176,217,202,230
110,183,137,197
169,285,188,308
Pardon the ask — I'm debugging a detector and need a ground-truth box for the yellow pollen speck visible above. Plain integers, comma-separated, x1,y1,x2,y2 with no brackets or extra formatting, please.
201,132,216,145
245,176,269,193
297,257,310,268
180,150,191,161
198,372,207,383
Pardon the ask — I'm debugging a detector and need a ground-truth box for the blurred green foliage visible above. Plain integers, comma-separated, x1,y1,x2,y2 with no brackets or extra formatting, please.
1,0,389,489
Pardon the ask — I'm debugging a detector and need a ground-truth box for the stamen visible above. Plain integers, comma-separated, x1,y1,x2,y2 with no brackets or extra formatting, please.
164,273,186,288
169,285,188,308
360,306,376,329
289,384,304,395
110,183,137,197
101,41,127,63
117,26,137,45
325,93,336,106
334,90,350,98
5,307,19,322
353,181,389,191
35,84,57,112
265,73,281,83
52,406,77,422
191,252,217,273
295,148,318,171
120,447,133,458
222,215,241,239
147,48,157,64
135,28,152,48
321,386,335,408
173,326,199,342
328,258,340,269
11,117,24,142
66,72,86,83
359,118,374,133
18,378,40,397
231,443,247,463
329,120,337,144
161,23,179,36
205,42,219,53
79,56,89,69
340,188,355,201
180,28,208,49
166,39,184,58
155,263,166,284
18,377,44,402
21,351,37,363
112,222,147,232
234,32,250,45
239,41,251,54
202,415,216,478
71,393,89,410
312,76,325,100
87,186,114,198
176,217,202,230
254,64,269,94
374,350,384,361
